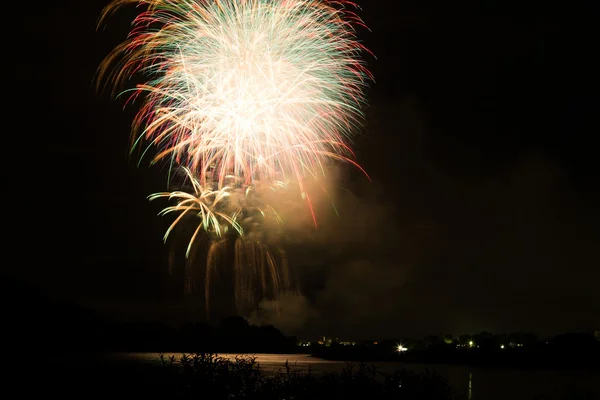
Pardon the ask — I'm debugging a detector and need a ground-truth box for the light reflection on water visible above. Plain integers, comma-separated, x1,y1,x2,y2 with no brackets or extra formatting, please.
468,372,473,400
105,353,599,400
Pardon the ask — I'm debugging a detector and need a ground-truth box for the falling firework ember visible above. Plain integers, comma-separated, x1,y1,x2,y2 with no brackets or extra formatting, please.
97,0,372,316
153,167,290,314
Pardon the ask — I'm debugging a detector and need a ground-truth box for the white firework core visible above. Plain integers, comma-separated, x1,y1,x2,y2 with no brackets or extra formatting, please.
100,0,371,188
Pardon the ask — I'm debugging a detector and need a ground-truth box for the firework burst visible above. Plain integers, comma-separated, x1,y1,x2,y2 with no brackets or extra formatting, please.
97,0,372,315
98,0,371,188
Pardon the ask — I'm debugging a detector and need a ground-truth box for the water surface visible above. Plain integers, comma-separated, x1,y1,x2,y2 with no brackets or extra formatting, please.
94,352,600,400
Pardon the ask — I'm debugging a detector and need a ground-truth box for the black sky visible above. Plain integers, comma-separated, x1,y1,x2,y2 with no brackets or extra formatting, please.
4,0,599,340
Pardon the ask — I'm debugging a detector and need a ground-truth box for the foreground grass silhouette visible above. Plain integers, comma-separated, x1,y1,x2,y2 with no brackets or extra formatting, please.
21,351,452,399
146,353,454,399
19,352,598,399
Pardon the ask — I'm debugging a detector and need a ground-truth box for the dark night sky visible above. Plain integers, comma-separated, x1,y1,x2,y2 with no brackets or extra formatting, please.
3,0,599,340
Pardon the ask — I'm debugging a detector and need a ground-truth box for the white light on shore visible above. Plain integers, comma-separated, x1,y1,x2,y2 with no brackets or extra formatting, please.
397,344,408,352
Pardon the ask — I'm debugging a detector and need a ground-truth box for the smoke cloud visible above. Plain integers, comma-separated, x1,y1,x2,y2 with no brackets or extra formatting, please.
252,96,600,339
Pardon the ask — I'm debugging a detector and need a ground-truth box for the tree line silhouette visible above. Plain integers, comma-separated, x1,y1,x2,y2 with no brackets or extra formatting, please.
3,272,598,369
2,273,295,353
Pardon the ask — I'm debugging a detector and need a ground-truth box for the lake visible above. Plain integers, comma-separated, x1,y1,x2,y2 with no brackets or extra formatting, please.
101,352,599,400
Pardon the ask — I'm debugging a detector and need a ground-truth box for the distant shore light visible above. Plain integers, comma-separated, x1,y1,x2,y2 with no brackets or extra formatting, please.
397,344,408,352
